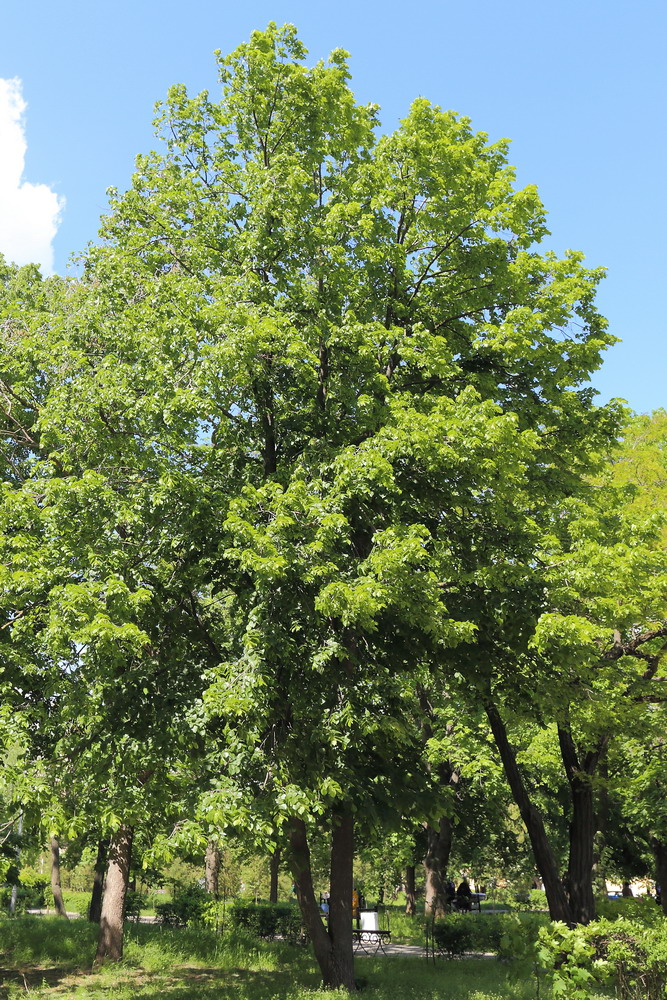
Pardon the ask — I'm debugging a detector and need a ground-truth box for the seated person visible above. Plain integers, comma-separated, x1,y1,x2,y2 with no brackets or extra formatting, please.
456,879,472,911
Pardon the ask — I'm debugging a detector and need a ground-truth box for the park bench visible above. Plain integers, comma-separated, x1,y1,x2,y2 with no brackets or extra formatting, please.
353,909,391,955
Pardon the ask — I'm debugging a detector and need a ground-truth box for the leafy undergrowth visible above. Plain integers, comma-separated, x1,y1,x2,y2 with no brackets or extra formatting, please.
0,915,605,999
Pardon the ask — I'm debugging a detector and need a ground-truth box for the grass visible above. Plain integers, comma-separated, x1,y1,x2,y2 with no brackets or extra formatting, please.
0,914,615,1000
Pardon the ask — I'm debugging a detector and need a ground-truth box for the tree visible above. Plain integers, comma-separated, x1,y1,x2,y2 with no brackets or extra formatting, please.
1,22,623,983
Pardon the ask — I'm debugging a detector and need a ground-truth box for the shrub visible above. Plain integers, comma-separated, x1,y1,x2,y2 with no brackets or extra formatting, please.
468,913,540,961
537,917,667,1000
230,903,306,944
156,884,209,927
430,916,473,958
124,889,144,920
0,868,48,911
596,895,662,925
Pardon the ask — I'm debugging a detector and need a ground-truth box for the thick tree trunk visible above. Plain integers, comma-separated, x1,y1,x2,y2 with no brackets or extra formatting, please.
423,816,453,919
269,847,280,904
328,810,356,990
558,728,602,925
567,778,597,924
95,824,133,964
486,701,572,924
288,814,357,991
651,837,667,916
50,836,68,918
405,864,416,916
88,838,109,923
205,840,221,897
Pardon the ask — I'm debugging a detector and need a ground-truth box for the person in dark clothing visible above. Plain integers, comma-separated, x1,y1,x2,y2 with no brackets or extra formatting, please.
456,879,472,911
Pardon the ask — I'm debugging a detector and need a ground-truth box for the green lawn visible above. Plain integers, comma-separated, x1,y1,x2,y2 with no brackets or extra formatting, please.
0,915,594,1000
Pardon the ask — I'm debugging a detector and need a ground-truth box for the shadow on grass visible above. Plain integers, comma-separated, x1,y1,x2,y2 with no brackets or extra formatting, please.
0,965,79,999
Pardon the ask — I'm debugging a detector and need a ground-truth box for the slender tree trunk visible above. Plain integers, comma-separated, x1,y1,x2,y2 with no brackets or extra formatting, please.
288,814,357,991
95,824,133,964
558,728,602,925
50,836,68,919
423,816,453,919
486,701,572,923
9,812,23,916
651,837,667,916
88,838,109,923
593,752,609,897
405,865,416,916
205,840,221,897
269,847,280,904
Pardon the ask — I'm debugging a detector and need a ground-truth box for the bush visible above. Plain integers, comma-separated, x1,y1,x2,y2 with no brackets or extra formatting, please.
230,903,306,944
537,917,667,1000
596,895,662,925
124,889,144,920
156,884,209,927
468,913,541,961
430,916,473,958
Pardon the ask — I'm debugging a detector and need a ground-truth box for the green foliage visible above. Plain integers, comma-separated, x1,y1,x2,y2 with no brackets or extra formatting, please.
538,917,667,1000
155,884,209,927
230,903,307,944
595,896,662,925
430,915,474,957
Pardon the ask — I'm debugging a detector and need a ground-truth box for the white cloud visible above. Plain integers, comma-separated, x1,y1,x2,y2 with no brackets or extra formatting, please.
0,78,64,275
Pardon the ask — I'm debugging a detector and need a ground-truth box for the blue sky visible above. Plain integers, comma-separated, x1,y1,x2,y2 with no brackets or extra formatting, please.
1,0,664,414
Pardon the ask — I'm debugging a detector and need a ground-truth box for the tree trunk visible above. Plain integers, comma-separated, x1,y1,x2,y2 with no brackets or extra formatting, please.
205,840,221,896
50,836,68,919
558,728,602,925
269,847,280,904
486,700,572,924
288,814,357,991
328,810,356,990
95,824,133,964
567,777,597,923
9,811,23,916
88,838,108,923
423,815,453,919
405,865,416,916
593,752,609,897
651,837,667,916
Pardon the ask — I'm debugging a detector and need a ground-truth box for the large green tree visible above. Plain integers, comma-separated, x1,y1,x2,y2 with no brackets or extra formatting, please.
1,22,624,984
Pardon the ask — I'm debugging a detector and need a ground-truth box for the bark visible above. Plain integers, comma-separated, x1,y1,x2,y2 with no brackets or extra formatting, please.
405,864,416,916
593,752,609,897
95,824,133,964
9,812,23,916
486,700,572,924
558,728,603,925
269,847,280,904
88,838,109,923
328,810,356,989
418,687,457,919
423,815,453,918
651,837,667,916
205,840,221,897
50,836,68,918
288,814,357,991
